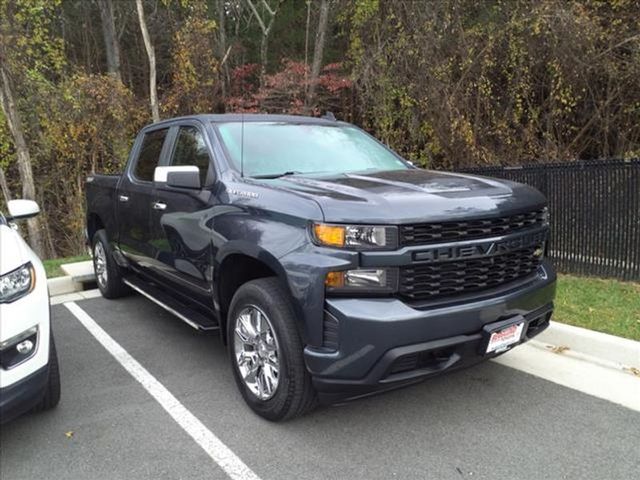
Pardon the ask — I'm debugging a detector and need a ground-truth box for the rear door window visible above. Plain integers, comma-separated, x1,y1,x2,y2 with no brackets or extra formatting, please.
133,128,169,182
170,126,211,186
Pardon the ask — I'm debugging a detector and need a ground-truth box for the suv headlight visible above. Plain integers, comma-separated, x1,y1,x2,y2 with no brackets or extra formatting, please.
312,223,398,250
0,263,35,303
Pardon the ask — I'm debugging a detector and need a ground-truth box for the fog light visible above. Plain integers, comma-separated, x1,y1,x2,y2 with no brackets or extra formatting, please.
0,326,37,350
0,326,38,369
16,339,34,355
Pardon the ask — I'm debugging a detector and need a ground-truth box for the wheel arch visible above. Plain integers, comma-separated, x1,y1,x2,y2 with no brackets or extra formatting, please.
87,212,106,244
214,245,299,345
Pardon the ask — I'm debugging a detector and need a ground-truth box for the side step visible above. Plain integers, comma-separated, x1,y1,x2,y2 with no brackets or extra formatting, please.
123,276,219,332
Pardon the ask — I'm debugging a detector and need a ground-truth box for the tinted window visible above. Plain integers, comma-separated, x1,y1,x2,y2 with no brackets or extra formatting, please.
134,129,168,181
215,122,408,178
170,126,211,185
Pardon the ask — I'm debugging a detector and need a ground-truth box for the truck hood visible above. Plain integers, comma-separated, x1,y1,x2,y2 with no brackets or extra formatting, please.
270,169,546,223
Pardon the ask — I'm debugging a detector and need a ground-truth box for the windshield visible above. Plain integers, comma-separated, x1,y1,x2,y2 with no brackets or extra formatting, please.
215,122,409,178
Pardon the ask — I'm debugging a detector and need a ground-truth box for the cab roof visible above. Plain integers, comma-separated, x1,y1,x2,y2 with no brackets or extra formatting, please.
148,113,342,129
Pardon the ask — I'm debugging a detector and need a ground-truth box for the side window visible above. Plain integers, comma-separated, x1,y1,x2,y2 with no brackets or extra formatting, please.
134,128,168,182
170,126,211,185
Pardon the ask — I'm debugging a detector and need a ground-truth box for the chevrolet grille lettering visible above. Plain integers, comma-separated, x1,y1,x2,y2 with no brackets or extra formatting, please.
413,230,546,262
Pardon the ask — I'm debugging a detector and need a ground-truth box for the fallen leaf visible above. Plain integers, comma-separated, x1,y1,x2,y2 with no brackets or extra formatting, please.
65,431,74,438
624,367,640,377
547,345,570,354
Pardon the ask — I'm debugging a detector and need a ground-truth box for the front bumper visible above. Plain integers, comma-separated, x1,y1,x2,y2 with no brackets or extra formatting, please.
0,364,48,424
304,261,556,404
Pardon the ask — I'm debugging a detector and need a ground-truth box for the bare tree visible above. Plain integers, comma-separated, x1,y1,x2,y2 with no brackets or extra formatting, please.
246,0,284,86
0,166,10,206
304,0,311,92
306,0,329,112
136,0,160,122
0,64,44,256
96,0,122,82
216,0,230,101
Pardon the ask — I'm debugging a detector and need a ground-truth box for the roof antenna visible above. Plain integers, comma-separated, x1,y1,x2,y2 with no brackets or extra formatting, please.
240,46,246,178
240,112,245,178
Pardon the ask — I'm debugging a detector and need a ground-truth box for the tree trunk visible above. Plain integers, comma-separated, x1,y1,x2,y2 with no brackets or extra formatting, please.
216,0,229,101
97,0,122,82
260,34,268,86
136,0,160,122
0,166,11,206
246,0,283,88
306,0,330,113
304,0,311,94
0,65,45,256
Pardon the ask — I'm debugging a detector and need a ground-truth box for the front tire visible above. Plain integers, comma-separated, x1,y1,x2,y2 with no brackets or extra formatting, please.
92,229,129,299
228,278,317,421
33,334,61,412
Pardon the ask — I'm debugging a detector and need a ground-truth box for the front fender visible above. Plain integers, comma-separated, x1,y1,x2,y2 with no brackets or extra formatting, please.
214,238,357,347
215,240,290,283
279,248,357,347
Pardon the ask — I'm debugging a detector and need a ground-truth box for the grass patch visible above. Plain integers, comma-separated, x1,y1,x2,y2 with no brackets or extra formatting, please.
555,274,640,341
43,255,91,278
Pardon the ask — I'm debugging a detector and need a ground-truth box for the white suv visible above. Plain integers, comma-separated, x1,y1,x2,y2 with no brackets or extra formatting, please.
0,200,60,423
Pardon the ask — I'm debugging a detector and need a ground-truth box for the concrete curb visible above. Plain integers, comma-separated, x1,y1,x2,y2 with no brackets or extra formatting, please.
534,321,639,373
47,260,96,296
50,288,102,306
47,276,78,296
60,260,95,283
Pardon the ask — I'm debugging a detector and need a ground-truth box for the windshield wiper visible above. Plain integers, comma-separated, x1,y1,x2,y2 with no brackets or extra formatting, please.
250,171,301,180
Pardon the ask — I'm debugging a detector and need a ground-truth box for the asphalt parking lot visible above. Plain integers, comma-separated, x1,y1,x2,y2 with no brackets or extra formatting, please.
1,294,638,480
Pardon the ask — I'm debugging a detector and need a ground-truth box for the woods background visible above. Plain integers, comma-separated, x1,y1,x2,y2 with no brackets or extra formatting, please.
1,0,639,259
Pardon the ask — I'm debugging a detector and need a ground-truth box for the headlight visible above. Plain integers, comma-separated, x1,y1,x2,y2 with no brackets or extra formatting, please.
325,268,398,294
312,223,398,250
0,263,35,303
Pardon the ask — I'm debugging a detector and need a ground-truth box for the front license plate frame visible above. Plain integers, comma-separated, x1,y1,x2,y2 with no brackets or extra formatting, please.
482,315,526,355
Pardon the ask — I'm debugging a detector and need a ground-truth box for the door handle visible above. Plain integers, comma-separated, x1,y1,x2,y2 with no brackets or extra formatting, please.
153,201,167,211
119,195,129,203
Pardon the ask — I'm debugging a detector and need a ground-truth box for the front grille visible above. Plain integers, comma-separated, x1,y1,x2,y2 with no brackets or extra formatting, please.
399,246,543,301
399,209,546,246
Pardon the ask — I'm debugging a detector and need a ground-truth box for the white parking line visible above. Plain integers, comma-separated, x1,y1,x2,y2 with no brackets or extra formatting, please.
63,302,262,480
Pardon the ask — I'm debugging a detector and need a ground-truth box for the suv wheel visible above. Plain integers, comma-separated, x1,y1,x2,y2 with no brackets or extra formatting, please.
33,333,61,412
228,278,317,421
92,229,129,299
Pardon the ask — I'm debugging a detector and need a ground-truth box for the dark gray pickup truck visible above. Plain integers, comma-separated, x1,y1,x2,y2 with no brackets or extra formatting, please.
85,114,556,420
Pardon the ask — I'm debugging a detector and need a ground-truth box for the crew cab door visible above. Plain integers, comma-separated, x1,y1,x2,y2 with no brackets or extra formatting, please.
147,122,218,307
117,126,171,270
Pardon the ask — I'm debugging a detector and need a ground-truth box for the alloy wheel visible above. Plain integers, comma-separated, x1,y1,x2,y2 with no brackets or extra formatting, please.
233,306,280,400
94,242,108,289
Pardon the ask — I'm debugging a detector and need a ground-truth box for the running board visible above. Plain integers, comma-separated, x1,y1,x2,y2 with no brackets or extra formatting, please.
123,277,219,332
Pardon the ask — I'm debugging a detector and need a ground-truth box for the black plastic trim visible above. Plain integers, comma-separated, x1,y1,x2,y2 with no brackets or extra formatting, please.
0,365,48,424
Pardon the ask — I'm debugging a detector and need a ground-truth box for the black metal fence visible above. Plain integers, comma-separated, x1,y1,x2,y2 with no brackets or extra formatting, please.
456,159,640,281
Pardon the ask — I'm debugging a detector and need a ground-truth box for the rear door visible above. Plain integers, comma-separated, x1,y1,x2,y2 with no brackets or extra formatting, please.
117,127,171,270
147,122,217,306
